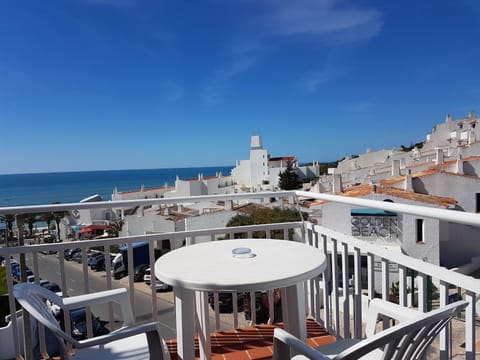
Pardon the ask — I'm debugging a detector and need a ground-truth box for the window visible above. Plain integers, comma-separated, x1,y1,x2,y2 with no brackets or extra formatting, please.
476,193,480,213
416,219,424,243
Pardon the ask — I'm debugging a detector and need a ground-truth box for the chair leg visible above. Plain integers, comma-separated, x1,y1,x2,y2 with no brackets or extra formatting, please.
273,337,292,360
145,329,166,360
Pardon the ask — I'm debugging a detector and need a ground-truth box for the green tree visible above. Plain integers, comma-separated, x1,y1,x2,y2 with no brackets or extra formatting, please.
278,161,302,190
227,207,306,239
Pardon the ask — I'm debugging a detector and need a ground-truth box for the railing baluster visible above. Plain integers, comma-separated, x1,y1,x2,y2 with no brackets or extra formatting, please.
214,292,220,331
268,289,274,324
353,247,362,339
367,253,375,301
439,281,449,360
465,291,476,360
81,246,94,339
417,273,426,312
233,292,239,328
381,258,389,329
127,242,135,317
331,238,340,335
381,258,389,302
32,252,48,356
398,265,407,307
104,244,115,330
249,290,256,326
341,242,350,338
321,233,330,330
148,242,157,322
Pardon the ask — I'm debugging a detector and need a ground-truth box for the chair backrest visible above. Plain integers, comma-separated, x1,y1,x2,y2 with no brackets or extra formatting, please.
335,300,469,360
13,283,80,349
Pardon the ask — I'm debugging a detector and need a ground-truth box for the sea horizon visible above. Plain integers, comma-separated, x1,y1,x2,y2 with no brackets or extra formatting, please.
0,165,234,208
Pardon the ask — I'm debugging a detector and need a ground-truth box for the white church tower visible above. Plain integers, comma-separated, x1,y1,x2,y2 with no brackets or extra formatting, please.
249,135,269,191
231,135,269,191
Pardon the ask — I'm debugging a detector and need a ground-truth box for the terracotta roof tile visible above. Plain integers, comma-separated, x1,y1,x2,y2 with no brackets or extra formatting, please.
306,184,457,208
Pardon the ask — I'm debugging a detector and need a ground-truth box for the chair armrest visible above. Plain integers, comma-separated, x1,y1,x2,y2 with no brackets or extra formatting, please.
77,321,170,359
273,328,330,360
63,288,134,325
365,299,421,337
76,322,160,348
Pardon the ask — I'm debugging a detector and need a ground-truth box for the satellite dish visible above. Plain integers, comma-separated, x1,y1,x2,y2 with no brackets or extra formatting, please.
71,210,80,219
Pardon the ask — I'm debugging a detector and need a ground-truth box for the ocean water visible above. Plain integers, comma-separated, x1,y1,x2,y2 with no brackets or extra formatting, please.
0,166,233,208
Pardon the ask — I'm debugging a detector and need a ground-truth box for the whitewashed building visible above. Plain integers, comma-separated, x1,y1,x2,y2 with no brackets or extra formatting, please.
315,111,480,275
231,135,320,191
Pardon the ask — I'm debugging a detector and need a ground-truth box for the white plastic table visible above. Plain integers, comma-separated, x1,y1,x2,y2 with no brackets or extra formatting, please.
155,239,326,360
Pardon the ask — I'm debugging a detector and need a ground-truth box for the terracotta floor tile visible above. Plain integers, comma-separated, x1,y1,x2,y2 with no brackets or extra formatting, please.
246,346,274,359
167,318,334,359
223,351,251,360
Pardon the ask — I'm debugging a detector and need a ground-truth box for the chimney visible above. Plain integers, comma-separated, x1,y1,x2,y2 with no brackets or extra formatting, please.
404,169,413,192
446,114,453,123
469,111,476,120
391,159,400,177
435,148,444,165
332,173,343,193
455,155,464,174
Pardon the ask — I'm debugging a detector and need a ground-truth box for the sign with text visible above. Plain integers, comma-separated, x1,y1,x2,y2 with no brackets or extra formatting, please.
351,208,399,239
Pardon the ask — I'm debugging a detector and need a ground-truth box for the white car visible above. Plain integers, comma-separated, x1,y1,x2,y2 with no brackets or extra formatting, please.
143,268,170,291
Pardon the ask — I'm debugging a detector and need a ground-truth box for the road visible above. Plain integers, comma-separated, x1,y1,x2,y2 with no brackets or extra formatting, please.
22,252,247,339
25,252,177,339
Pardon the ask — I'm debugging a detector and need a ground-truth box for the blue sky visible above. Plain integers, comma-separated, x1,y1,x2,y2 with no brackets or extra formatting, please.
1,0,479,174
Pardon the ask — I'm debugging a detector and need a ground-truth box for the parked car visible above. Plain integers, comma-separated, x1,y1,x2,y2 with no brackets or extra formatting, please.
143,268,170,291
208,292,244,313
64,248,81,261
90,254,105,271
71,251,83,263
133,264,149,282
57,308,109,341
86,252,103,265
40,281,62,295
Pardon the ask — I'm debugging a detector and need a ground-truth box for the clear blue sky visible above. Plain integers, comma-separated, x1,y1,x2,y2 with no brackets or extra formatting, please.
1,0,479,174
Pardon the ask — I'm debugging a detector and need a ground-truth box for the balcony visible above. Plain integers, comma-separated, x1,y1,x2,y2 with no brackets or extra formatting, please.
1,191,480,359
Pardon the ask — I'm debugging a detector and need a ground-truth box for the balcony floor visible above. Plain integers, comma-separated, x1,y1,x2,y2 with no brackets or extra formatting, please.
165,319,336,360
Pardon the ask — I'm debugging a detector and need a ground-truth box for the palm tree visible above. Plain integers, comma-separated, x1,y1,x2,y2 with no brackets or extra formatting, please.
24,213,39,237
40,212,55,235
107,220,124,237
53,211,68,241
0,214,15,246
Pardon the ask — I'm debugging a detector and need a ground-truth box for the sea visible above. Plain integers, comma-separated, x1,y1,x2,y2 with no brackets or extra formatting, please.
0,166,233,208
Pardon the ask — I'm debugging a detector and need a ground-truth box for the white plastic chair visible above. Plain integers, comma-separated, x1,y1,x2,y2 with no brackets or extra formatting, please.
13,283,170,360
273,299,468,360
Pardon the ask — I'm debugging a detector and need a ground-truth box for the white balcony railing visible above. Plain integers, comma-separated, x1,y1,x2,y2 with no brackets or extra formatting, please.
1,190,480,359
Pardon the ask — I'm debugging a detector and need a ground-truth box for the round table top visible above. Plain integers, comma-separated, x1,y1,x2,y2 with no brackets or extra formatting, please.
154,239,326,292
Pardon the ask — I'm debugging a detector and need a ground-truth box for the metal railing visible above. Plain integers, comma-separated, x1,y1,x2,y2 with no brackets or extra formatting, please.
1,190,480,359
